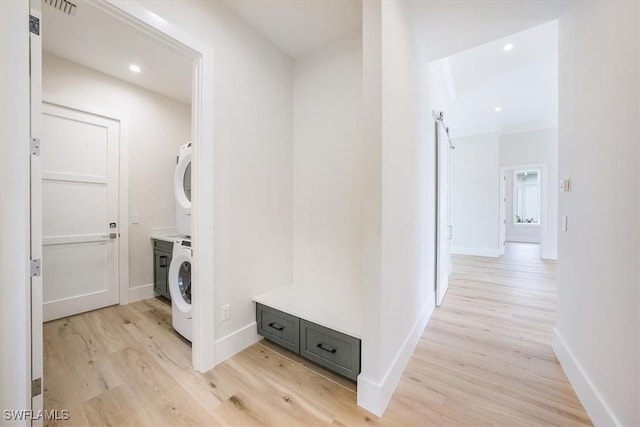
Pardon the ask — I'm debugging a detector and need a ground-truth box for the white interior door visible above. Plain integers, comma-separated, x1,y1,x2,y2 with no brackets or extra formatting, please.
436,120,452,307
42,102,120,321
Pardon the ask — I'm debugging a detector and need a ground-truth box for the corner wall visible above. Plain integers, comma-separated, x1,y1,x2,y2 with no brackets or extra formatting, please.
556,2,639,425
359,0,435,415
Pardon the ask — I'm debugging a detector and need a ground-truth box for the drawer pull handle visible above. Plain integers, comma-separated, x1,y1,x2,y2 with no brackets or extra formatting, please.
268,322,284,331
316,343,337,354
159,255,167,268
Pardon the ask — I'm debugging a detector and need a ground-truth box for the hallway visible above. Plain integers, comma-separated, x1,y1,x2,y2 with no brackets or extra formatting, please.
383,243,591,425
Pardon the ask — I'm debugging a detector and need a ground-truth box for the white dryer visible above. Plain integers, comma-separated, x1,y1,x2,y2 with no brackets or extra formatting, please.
168,238,192,341
174,143,192,237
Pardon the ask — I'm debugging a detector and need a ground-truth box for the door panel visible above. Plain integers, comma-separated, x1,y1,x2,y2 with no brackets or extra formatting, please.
42,102,119,321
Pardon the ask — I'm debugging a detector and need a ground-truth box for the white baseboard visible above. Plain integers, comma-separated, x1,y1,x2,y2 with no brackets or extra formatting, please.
357,298,435,417
552,328,618,426
451,246,501,258
506,235,540,243
541,250,558,261
214,322,261,364
128,283,156,303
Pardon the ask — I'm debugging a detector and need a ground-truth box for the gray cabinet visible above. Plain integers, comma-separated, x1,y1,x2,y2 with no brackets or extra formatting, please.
153,239,173,300
256,303,361,381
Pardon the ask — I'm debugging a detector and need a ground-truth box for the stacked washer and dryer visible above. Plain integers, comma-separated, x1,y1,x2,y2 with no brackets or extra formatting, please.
169,143,193,341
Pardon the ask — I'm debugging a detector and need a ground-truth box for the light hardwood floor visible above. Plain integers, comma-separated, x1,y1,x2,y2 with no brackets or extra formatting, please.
44,243,591,426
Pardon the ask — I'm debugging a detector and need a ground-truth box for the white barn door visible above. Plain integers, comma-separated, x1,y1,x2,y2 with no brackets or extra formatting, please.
42,102,120,321
435,117,452,307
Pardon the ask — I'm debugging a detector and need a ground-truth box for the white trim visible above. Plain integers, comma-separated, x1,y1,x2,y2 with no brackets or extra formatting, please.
552,328,617,426
42,94,131,306
0,0,32,420
541,249,558,261
451,246,501,258
501,163,553,261
214,323,261,364
96,0,217,373
128,283,156,303
506,235,540,243
357,300,434,416
512,167,541,226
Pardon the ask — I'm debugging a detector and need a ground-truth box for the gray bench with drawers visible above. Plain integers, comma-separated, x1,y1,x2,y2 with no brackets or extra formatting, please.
254,285,362,381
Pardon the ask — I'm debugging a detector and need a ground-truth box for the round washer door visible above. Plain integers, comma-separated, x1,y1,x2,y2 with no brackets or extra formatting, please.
174,149,192,214
169,253,192,318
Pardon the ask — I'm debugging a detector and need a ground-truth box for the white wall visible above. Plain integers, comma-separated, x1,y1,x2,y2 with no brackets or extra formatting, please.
42,53,191,292
555,2,639,426
133,1,294,359
500,128,558,258
292,31,363,291
359,0,435,415
451,133,501,257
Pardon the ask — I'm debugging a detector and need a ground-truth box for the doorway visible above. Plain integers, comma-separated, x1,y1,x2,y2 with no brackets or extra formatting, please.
27,1,216,418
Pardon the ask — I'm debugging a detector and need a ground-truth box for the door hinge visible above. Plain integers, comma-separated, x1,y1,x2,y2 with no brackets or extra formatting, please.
31,138,40,156
29,15,40,36
30,258,41,277
31,377,42,398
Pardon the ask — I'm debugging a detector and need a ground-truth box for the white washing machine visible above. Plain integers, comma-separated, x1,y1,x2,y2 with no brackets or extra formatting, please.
168,238,192,341
174,143,192,237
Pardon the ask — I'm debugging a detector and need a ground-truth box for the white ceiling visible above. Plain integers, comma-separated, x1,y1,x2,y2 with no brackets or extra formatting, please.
441,21,558,138
406,0,572,62
42,1,192,103
222,0,362,57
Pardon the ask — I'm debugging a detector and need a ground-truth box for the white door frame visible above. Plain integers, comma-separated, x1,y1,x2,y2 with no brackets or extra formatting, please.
42,94,131,309
500,163,547,257
499,169,507,256
0,1,32,419
89,1,217,373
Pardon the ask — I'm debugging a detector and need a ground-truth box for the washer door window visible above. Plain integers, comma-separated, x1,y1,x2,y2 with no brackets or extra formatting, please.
178,260,191,304
174,149,192,214
169,252,192,317
183,163,191,202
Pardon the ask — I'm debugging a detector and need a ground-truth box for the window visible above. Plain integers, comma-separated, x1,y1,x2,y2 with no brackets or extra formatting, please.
514,169,540,225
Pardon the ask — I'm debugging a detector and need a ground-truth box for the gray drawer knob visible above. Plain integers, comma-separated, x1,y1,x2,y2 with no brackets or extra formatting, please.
268,322,285,331
316,343,337,354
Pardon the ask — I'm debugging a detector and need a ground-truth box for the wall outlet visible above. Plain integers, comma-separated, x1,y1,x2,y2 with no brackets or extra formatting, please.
221,304,230,321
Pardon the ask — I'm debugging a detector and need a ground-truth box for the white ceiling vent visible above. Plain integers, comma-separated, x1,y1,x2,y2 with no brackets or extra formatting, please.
44,0,77,17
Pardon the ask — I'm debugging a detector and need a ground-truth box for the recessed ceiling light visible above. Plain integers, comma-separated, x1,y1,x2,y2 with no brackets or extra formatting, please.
495,106,502,112
503,43,514,52
129,64,141,73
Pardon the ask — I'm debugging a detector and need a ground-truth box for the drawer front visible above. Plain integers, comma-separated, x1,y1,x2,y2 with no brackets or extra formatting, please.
153,239,174,252
256,304,299,353
300,319,360,380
